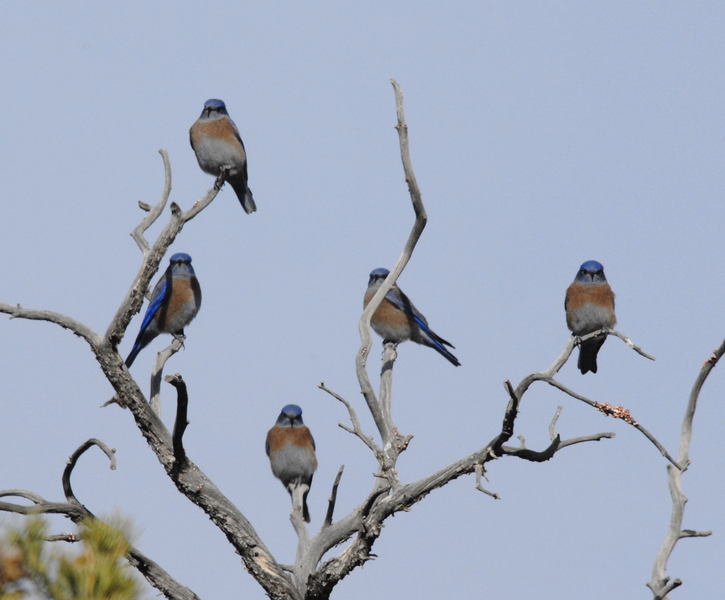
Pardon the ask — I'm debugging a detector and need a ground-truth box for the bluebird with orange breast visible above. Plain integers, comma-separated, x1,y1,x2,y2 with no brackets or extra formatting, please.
565,260,616,375
125,253,202,368
189,99,256,214
266,405,317,522
364,268,460,366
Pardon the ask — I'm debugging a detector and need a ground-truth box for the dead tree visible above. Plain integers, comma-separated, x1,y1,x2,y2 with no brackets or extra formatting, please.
0,81,712,600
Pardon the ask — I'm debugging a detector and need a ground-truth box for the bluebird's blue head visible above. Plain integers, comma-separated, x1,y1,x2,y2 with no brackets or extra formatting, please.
200,99,229,119
575,260,607,284
276,404,304,427
170,253,192,264
168,253,195,278
368,268,390,287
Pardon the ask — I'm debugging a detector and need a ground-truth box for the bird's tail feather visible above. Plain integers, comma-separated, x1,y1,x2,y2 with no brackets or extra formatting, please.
423,331,461,366
229,179,257,214
302,489,311,523
125,344,142,368
578,336,606,374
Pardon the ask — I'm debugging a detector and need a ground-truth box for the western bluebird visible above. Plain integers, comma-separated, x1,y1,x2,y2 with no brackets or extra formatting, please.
189,99,256,214
565,260,617,375
364,268,460,366
125,253,202,368
265,404,317,523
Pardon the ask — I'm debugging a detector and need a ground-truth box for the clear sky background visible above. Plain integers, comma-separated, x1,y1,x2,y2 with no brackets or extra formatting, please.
1,2,724,598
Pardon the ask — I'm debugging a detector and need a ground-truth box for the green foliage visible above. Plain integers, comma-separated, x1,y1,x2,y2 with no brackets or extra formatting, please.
0,517,141,600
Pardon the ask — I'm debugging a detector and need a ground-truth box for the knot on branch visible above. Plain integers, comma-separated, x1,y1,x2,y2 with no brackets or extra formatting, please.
392,428,413,453
593,402,637,426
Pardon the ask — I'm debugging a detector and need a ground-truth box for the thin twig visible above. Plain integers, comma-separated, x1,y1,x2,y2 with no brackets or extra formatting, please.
131,149,173,253
545,379,680,469
474,464,500,499
557,432,616,450
605,329,656,361
324,466,345,528
319,383,382,458
62,439,117,511
549,406,563,441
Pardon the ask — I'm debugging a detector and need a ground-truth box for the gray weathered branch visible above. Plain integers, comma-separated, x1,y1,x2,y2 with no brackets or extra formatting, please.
647,338,724,598
354,79,427,460
150,336,185,416
0,438,201,600
0,155,297,599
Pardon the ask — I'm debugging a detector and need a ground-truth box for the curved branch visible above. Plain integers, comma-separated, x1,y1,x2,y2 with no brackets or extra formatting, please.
545,379,680,468
0,489,48,504
355,79,427,454
131,149,173,253
0,488,202,600
0,303,101,348
319,383,382,459
648,337,725,597
62,438,117,510
150,336,185,416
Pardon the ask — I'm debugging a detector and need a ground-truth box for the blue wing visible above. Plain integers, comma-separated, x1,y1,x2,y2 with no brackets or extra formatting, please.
138,277,170,334
386,286,460,366
229,117,246,149
125,275,170,367
384,287,430,328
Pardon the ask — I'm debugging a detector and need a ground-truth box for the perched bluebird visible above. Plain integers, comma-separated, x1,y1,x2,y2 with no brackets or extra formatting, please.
266,405,317,523
189,99,256,214
565,260,617,375
364,268,460,366
125,253,202,368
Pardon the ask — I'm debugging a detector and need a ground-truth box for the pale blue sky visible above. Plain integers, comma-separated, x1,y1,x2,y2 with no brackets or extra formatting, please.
1,2,724,598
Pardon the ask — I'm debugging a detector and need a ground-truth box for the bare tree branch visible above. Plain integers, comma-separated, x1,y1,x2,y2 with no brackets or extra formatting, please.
127,547,202,600
131,149,173,254
605,329,656,361
104,154,223,351
557,432,616,449
474,464,500,500
165,373,190,467
150,336,185,416
319,383,383,459
545,379,680,468
323,466,345,528
4,83,706,600
0,154,296,599
354,79,427,458
0,304,101,348
62,438,117,511
0,439,202,600
647,338,725,598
